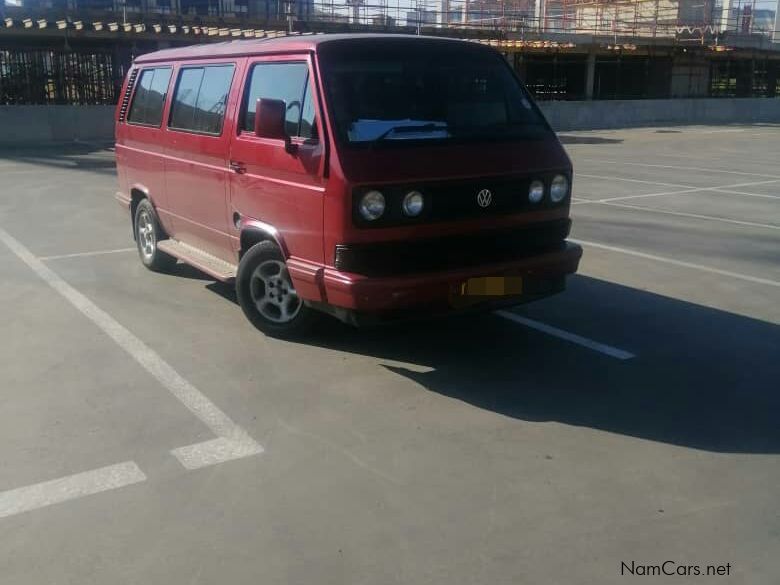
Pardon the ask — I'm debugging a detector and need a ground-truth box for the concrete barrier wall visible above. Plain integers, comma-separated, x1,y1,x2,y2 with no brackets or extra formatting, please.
1,99,778,144
538,98,780,132
0,105,116,145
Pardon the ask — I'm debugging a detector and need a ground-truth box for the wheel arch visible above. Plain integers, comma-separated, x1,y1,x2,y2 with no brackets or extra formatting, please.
239,219,289,261
129,185,151,240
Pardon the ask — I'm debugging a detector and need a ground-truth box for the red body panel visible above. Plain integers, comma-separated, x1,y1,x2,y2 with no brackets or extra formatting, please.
115,35,582,319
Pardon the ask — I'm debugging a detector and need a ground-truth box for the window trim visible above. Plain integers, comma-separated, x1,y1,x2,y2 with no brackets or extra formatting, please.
126,66,173,129
238,60,318,142
167,63,236,137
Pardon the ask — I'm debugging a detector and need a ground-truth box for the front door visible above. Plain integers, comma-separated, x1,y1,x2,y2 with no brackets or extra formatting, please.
228,55,326,266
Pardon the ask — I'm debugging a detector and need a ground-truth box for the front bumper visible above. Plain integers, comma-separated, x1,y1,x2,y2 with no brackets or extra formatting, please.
320,241,582,314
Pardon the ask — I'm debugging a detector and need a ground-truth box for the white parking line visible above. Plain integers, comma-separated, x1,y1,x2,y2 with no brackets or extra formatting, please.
570,187,697,205
577,172,780,198
580,159,780,180
710,188,780,200
572,179,780,205
0,461,146,520
576,173,691,190
572,238,780,288
572,177,780,205
0,227,263,471
39,248,137,261
601,201,780,231
593,187,702,203
636,151,714,161
697,128,746,134
495,311,636,360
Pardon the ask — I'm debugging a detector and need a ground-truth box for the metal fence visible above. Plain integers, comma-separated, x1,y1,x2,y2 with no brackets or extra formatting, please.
0,48,126,104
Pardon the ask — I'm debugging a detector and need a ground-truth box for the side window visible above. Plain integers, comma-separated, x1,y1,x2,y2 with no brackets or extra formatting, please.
242,62,317,139
169,64,235,135
127,67,172,126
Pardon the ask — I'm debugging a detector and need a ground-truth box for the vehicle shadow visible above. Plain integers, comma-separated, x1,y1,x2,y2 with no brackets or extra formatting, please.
170,262,216,282
557,135,624,145
204,273,779,454
254,274,777,455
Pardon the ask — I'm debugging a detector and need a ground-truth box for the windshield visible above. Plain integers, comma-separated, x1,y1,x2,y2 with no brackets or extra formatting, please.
318,42,549,145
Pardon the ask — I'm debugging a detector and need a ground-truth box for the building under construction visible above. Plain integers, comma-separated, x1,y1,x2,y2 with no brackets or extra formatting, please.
1,0,778,105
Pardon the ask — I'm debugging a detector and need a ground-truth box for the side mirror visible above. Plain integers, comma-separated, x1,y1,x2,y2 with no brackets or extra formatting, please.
255,98,296,153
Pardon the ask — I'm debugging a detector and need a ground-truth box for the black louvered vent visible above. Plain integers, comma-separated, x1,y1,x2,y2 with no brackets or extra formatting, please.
118,68,139,122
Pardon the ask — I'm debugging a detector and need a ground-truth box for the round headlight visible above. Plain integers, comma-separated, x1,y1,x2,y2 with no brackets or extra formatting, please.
359,190,385,221
402,191,424,217
529,180,545,203
550,175,569,203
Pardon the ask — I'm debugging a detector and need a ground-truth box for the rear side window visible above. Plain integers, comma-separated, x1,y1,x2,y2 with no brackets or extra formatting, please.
242,62,317,139
127,67,172,127
169,64,235,135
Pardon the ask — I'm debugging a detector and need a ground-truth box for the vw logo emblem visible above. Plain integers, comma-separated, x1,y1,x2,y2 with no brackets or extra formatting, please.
476,189,493,208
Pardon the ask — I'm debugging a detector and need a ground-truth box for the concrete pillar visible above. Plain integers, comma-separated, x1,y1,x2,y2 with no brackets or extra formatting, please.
774,0,780,43
439,0,449,26
720,0,734,32
535,0,545,31
585,52,596,100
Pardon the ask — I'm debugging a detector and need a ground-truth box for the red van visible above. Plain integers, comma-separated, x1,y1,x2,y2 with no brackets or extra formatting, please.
115,34,581,336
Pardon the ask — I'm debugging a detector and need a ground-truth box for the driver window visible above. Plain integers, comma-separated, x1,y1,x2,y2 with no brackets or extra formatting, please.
242,62,315,138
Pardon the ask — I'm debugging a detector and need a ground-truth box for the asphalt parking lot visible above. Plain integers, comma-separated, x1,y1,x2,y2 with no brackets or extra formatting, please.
1,125,778,584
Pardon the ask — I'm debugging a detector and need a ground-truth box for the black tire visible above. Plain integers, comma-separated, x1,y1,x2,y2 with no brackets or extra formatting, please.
134,198,176,272
236,241,319,338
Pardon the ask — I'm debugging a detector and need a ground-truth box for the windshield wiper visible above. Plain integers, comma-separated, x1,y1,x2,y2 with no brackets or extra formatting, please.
369,123,447,145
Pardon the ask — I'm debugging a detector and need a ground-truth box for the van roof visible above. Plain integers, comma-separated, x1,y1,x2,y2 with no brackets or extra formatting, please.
133,33,480,64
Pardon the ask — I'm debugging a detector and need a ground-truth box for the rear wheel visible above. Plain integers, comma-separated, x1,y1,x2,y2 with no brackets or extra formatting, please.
236,241,318,337
134,199,176,272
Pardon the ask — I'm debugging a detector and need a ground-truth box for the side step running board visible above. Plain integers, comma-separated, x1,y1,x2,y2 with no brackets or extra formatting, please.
157,239,237,282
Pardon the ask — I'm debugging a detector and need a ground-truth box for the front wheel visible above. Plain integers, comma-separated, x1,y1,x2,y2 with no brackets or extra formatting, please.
236,241,318,338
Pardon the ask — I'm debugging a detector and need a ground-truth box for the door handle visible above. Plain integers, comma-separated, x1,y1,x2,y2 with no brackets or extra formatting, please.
229,160,246,174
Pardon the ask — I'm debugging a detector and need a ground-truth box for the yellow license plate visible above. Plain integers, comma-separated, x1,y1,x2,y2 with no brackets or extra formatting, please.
458,276,523,296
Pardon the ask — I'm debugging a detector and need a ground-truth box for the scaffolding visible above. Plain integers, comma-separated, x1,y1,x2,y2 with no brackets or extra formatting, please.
0,0,777,37
1,0,778,103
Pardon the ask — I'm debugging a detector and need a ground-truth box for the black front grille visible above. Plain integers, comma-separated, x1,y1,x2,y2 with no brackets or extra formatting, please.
352,171,570,228
334,219,571,276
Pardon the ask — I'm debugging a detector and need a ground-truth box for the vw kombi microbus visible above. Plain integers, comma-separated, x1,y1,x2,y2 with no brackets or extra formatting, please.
115,34,582,336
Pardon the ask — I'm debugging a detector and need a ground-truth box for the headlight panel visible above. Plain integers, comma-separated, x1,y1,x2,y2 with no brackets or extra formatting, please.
351,172,571,227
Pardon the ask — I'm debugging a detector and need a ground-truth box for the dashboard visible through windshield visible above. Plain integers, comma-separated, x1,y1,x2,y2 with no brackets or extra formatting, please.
318,41,549,145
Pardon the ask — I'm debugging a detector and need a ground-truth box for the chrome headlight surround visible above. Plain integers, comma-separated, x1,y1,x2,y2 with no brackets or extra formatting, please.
550,175,569,203
401,190,425,217
358,190,386,221
528,180,545,204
